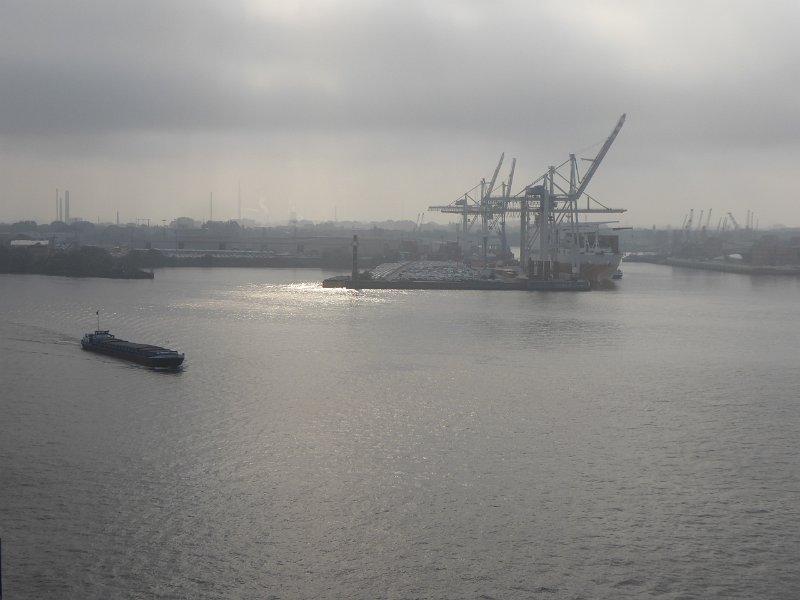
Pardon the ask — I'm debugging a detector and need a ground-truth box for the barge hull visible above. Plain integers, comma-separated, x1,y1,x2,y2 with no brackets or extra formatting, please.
82,345,185,368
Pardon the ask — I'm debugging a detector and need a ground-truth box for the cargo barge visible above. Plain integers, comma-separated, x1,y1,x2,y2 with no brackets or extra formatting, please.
81,330,185,368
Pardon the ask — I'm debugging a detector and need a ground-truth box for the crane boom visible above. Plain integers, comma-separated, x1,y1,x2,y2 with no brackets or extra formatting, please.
572,114,626,200
685,209,694,231
485,153,504,201
506,157,516,198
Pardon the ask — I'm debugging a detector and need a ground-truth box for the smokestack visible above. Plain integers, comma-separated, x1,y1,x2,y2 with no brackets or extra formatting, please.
210,192,213,222
65,190,70,222
56,188,59,222
352,235,359,282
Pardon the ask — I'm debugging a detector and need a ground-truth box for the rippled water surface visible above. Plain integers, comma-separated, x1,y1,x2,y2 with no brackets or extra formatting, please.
2,264,800,599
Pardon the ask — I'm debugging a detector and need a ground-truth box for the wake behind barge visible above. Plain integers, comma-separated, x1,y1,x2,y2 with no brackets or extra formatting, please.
81,330,185,368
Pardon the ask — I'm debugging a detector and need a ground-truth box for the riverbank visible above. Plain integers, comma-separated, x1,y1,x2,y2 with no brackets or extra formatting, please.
0,245,154,279
625,254,800,276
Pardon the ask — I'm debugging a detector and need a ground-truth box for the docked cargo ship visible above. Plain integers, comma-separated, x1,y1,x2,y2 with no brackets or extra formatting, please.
81,330,185,368
530,221,623,284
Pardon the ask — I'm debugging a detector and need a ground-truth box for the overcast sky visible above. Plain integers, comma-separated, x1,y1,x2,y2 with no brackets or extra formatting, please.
2,0,799,228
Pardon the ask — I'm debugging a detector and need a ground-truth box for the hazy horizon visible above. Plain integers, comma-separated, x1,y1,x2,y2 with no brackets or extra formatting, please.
3,1,800,229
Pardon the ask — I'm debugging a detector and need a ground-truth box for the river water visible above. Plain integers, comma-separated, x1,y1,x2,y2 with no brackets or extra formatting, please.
1,263,799,599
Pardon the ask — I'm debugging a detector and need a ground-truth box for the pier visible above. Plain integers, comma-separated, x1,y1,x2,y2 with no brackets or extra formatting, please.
322,261,590,291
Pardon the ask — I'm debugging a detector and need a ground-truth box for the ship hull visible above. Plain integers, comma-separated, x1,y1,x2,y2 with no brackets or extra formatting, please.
535,253,621,285
574,254,622,284
82,345,185,368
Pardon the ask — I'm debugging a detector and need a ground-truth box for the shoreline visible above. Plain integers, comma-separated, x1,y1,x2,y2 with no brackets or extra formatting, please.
626,255,800,276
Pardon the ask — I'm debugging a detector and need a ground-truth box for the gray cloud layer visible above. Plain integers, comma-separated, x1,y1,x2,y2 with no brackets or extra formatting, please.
2,0,800,226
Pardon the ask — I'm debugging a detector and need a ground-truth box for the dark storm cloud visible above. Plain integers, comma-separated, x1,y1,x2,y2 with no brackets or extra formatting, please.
0,2,676,135
2,0,800,225
0,1,262,135
3,0,797,144
0,1,541,136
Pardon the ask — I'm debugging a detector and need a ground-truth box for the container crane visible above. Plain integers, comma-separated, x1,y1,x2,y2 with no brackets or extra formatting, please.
684,209,694,234
484,153,504,203
570,114,626,203
427,114,627,269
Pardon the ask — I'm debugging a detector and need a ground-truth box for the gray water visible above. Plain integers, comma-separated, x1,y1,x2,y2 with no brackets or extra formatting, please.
1,263,799,599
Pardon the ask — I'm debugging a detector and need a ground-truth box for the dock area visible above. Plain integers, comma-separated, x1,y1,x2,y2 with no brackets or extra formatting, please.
322,261,591,291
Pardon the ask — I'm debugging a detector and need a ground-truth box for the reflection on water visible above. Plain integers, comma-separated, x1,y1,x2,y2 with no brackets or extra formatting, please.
1,264,800,599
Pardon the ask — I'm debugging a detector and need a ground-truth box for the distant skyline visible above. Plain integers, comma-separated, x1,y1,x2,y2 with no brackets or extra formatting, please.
2,0,800,229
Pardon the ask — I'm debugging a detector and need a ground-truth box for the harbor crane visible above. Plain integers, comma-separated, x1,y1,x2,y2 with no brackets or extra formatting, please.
429,152,515,240
727,212,740,230
569,114,626,204
427,115,627,272
683,209,694,239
